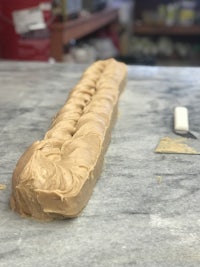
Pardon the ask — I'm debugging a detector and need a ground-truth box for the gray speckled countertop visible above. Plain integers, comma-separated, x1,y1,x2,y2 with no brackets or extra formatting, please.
0,62,200,267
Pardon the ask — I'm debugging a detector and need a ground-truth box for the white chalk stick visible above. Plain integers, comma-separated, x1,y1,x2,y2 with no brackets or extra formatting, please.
174,106,189,134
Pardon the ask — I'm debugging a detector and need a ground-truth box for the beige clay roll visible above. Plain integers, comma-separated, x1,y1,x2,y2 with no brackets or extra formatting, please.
10,58,127,220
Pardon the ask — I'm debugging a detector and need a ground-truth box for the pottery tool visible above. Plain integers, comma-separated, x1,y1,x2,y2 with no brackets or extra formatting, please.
155,106,200,154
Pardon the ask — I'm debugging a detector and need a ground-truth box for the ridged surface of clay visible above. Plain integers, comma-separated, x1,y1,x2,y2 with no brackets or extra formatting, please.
10,59,127,220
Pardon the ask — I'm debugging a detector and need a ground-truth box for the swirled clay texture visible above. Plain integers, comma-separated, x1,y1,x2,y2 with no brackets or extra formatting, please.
10,59,127,220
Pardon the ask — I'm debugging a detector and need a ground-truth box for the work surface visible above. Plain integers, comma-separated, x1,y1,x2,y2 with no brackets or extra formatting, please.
0,62,200,267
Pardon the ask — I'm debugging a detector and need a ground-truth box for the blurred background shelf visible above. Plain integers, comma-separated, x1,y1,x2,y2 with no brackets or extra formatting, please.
129,0,200,66
50,7,119,62
133,24,200,36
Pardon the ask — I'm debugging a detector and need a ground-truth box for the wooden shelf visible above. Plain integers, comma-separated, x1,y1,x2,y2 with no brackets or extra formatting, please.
50,8,119,61
133,24,200,36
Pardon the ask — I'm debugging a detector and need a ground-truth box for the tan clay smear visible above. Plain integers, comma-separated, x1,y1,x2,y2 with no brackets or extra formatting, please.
155,136,199,154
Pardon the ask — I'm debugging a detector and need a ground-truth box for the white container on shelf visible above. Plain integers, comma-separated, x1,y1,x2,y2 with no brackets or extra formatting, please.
179,0,196,26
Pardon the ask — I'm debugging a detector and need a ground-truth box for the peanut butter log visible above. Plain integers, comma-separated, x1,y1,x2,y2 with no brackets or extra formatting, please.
10,59,127,220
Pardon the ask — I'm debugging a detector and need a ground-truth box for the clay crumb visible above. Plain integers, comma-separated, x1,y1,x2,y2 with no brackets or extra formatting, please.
0,184,6,190
156,176,162,184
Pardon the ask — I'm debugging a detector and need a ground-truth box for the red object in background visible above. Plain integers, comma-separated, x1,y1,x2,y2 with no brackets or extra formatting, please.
95,23,120,51
0,0,52,61
0,1,2,58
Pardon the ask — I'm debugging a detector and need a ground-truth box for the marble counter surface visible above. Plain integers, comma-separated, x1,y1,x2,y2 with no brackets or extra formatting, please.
0,61,200,267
